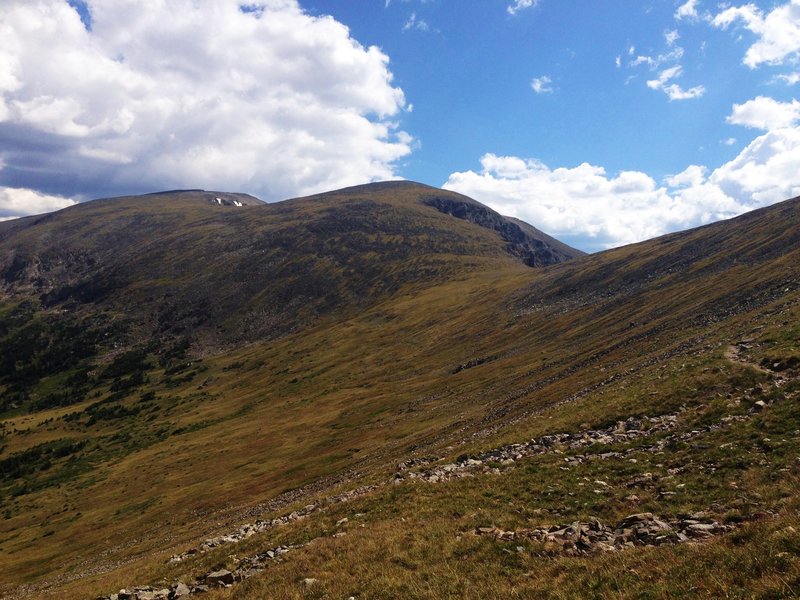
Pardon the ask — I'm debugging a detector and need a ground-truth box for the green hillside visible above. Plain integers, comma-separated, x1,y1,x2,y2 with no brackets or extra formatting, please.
0,185,798,599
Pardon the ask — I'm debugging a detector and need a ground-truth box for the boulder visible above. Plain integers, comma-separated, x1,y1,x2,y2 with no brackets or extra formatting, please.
171,583,191,598
205,569,235,587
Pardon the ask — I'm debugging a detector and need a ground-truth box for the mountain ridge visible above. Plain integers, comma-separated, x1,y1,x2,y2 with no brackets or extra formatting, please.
0,182,581,351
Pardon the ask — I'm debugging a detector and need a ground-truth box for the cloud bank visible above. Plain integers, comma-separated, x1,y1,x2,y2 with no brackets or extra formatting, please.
0,0,411,218
444,122,800,252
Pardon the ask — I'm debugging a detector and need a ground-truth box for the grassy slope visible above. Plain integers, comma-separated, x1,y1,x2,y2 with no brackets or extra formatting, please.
0,192,799,598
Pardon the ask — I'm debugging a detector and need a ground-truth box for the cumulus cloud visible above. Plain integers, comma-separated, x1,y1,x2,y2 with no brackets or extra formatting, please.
675,0,701,21
712,127,800,204
0,0,412,212
508,0,538,16
531,75,554,94
444,155,735,251
0,187,76,219
728,96,800,130
443,121,800,252
712,0,800,68
665,164,707,188
646,66,706,100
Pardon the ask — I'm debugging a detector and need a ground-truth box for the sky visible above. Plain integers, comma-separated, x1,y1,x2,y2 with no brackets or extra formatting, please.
1,1,799,252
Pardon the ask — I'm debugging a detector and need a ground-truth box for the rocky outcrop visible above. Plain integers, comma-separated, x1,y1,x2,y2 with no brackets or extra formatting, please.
421,195,581,266
97,546,293,600
475,512,731,555
168,485,376,564
393,413,682,484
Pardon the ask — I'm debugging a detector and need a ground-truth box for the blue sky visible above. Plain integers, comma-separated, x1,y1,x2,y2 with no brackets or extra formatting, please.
306,0,744,181
1,1,799,251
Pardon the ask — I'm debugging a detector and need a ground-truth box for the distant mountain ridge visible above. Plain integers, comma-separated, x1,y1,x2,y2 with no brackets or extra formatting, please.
0,181,581,349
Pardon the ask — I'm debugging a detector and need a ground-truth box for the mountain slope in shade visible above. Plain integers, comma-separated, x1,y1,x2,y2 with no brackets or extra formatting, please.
0,191,798,599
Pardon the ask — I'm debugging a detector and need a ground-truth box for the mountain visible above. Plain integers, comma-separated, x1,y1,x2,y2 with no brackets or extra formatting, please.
0,186,798,599
0,182,581,349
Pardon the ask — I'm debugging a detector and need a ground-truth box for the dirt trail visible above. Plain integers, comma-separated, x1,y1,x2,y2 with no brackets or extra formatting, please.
725,342,770,373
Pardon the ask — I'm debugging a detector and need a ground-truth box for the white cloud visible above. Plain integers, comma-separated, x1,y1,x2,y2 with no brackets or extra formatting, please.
443,155,736,251
665,29,680,46
728,96,800,130
402,12,430,32
665,164,707,188
723,137,738,146
625,31,702,100
776,72,800,84
508,0,538,16
0,0,412,211
662,83,706,100
647,65,683,89
711,127,800,204
646,66,705,100
631,55,656,68
712,0,800,68
629,45,685,70
531,75,554,94
0,187,76,219
675,0,701,21
443,121,800,251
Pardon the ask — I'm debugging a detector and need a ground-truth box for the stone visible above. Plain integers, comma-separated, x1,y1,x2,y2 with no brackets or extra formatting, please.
651,518,671,531
303,578,319,588
172,583,191,598
625,417,642,431
205,569,235,586
626,473,654,487
619,513,654,525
